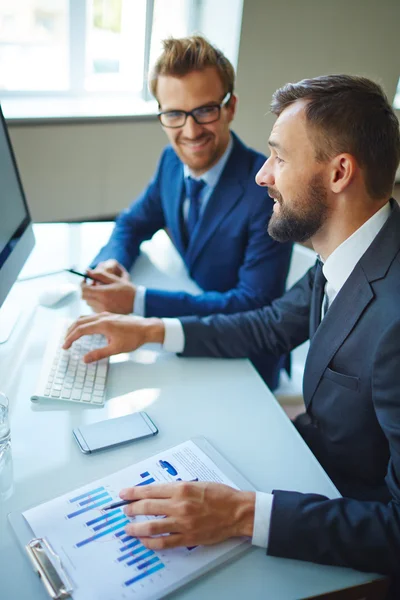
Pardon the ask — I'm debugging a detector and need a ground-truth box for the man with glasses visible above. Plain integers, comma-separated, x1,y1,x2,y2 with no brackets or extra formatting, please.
83,35,292,390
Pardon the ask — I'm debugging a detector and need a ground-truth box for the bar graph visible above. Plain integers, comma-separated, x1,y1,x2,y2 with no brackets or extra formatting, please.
67,487,113,519
125,563,165,587
67,478,167,590
76,519,130,548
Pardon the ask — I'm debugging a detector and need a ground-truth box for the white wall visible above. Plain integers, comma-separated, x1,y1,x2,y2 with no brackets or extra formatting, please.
234,0,400,152
8,0,400,222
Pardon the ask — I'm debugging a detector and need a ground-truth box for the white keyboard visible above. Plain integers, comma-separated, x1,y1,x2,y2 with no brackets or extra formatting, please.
31,318,109,406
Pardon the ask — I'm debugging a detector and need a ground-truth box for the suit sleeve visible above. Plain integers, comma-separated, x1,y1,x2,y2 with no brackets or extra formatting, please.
178,265,315,359
268,319,400,577
90,151,167,270
145,190,293,317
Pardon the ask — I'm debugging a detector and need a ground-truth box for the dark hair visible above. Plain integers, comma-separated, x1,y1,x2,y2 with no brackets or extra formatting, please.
271,75,400,199
149,35,234,100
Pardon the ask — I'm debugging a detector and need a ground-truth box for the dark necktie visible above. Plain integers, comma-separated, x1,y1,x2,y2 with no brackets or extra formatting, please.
310,259,329,337
185,177,206,240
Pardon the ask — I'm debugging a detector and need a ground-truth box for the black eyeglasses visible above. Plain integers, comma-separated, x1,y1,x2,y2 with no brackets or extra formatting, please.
158,92,232,128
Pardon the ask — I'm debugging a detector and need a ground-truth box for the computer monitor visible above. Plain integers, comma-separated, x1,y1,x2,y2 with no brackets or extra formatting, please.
0,104,35,343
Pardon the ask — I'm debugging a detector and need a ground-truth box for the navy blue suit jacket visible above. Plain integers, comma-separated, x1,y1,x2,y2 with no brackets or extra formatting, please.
92,132,293,389
180,201,400,593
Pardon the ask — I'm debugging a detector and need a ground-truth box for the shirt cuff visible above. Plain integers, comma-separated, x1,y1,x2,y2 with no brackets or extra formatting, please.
251,492,274,548
162,318,185,353
133,285,146,316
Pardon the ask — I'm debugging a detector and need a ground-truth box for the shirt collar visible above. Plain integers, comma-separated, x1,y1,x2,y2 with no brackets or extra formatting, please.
322,201,391,296
183,133,233,189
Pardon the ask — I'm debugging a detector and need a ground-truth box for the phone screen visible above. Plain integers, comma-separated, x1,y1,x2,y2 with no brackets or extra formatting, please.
73,412,158,453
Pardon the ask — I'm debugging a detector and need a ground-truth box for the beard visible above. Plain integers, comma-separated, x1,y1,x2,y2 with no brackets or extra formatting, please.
267,173,329,243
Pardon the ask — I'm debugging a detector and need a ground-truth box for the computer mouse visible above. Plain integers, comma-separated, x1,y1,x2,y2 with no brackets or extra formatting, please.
38,283,78,307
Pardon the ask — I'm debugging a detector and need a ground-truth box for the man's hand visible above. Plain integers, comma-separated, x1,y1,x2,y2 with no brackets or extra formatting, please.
95,259,130,281
62,313,165,363
119,482,255,549
81,268,136,314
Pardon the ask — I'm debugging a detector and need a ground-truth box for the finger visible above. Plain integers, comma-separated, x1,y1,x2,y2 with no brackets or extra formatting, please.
125,518,179,538
83,345,112,363
87,268,119,284
139,533,186,550
120,483,177,501
65,315,101,338
123,499,173,518
63,321,104,349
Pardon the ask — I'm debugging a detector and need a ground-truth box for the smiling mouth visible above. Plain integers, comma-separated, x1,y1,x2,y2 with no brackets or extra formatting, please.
182,137,211,149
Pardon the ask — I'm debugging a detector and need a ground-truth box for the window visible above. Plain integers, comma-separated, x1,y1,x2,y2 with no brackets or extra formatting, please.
0,0,243,121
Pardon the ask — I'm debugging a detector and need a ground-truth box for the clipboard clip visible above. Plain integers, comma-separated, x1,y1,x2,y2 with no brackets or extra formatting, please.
25,537,73,599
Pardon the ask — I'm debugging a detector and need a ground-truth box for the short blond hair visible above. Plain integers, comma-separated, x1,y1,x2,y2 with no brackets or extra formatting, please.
149,35,235,101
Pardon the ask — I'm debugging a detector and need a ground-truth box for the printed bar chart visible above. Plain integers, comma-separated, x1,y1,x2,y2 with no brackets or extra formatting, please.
124,563,165,587
69,487,105,503
76,519,130,548
67,487,112,519
67,477,167,590
86,509,121,527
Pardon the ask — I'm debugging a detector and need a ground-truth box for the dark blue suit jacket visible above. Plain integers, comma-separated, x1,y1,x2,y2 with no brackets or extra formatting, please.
92,132,293,389
180,201,400,594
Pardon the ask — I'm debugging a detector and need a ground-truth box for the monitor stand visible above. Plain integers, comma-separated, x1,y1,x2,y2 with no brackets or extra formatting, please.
0,294,22,344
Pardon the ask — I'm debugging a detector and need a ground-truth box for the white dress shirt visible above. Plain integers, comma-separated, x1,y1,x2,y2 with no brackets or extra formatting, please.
162,201,391,548
133,135,234,316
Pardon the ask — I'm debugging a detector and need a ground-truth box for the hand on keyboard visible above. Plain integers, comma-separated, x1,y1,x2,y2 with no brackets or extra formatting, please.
63,312,165,363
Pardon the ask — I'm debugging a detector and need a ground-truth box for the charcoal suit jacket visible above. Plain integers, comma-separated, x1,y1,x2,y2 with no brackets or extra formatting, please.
179,200,400,589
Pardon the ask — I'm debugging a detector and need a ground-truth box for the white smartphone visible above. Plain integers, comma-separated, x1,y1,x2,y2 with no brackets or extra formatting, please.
73,411,158,454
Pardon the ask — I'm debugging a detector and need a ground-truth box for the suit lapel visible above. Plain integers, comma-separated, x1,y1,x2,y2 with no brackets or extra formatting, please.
303,265,374,407
169,160,186,256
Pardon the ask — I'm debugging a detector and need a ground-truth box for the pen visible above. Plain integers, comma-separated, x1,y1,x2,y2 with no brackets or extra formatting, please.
102,499,135,511
64,268,103,283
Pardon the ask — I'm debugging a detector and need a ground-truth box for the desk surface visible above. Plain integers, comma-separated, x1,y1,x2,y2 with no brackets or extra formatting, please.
0,223,377,599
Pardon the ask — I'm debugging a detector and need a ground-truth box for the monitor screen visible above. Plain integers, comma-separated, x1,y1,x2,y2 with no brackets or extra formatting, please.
0,105,34,310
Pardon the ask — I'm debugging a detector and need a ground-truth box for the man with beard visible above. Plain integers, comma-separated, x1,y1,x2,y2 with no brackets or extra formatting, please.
64,75,400,593
81,35,292,390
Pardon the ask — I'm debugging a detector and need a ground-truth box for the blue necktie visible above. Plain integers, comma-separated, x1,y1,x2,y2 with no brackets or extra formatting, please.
185,177,206,240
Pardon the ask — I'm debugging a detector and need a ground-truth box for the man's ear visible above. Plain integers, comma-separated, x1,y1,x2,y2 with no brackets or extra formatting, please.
227,94,238,122
329,153,357,194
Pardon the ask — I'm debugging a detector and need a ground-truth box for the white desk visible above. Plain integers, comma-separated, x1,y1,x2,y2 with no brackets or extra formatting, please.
0,223,378,599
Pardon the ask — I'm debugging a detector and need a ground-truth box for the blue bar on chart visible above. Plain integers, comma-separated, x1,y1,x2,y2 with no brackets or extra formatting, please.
118,544,148,563
79,491,110,506
120,535,134,544
67,496,112,519
126,550,154,567
119,539,140,553
138,556,160,570
136,478,155,487
69,487,105,503
86,509,121,527
115,530,126,538
92,514,126,532
76,520,129,548
124,563,165,587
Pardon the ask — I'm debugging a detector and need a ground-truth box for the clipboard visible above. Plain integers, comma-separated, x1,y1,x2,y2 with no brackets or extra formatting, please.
8,437,256,600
